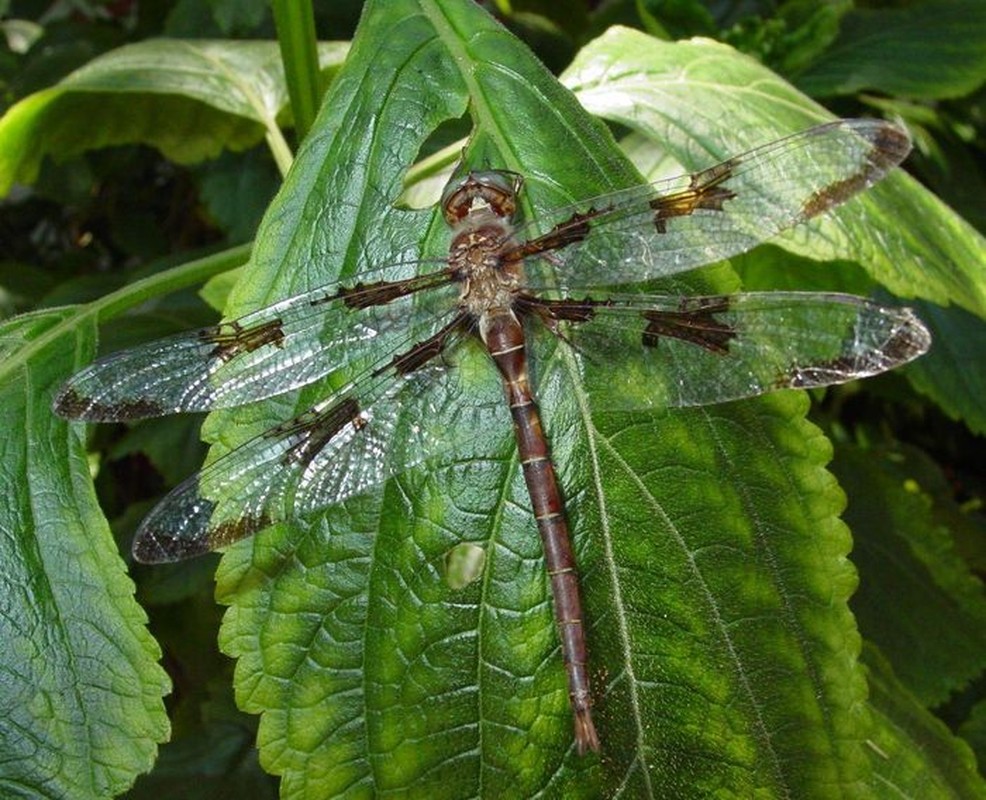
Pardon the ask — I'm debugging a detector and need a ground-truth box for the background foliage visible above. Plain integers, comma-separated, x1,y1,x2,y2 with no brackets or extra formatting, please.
1,0,985,797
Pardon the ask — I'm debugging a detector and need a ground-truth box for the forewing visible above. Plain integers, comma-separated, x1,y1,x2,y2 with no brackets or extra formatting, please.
515,119,910,290
54,266,456,421
526,292,931,410
131,325,505,563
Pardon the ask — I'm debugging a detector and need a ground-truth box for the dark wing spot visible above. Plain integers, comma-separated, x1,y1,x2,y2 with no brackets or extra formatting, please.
537,208,598,248
883,316,932,363
516,294,610,325
132,527,208,563
209,511,274,549
54,385,166,421
132,506,274,563
506,206,612,260
385,313,466,376
389,336,447,376
203,318,286,363
800,174,871,220
334,278,426,309
642,297,736,354
650,158,739,233
801,126,911,219
280,397,363,469
869,124,912,169
778,308,930,389
318,271,458,309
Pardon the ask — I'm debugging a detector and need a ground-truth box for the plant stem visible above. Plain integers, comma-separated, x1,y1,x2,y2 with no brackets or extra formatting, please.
273,0,322,142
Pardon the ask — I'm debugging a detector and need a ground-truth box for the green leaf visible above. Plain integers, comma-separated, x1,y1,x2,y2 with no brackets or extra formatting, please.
959,700,986,776
186,2,972,795
864,645,986,798
0,246,247,793
0,39,350,195
832,443,986,708
0,308,170,797
905,300,986,436
198,149,282,244
210,0,269,36
794,1,986,100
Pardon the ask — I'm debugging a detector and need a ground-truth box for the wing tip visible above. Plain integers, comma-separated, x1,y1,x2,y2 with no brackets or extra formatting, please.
887,306,932,365
132,530,212,564
53,382,168,422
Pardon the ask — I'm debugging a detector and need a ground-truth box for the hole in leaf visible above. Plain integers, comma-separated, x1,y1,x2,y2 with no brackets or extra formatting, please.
444,542,486,590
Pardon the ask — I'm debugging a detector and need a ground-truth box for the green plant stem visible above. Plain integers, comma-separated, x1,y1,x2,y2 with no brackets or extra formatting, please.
1,244,251,387
93,244,252,321
265,128,295,177
272,0,322,142
404,138,465,185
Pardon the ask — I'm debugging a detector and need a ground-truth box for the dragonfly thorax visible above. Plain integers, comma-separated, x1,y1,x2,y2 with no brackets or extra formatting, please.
450,219,523,318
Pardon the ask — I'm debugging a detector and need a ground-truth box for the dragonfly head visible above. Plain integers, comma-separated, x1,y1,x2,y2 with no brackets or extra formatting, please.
441,169,524,225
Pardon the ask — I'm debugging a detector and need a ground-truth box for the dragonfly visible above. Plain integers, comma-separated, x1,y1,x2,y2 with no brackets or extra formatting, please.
54,118,931,755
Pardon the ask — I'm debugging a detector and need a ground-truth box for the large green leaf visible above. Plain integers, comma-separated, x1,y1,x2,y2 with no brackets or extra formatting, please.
864,645,985,799
0,309,170,798
0,247,247,797
793,0,986,100
833,443,986,708
905,299,986,436
0,39,349,194
184,2,975,797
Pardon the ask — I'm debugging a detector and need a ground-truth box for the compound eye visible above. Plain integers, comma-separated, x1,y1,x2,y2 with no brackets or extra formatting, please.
440,170,520,224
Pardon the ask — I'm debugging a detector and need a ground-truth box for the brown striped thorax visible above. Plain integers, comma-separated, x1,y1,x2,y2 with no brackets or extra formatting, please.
442,170,527,323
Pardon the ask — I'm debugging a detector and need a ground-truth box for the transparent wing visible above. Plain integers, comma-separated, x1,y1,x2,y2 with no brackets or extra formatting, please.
132,326,508,563
524,291,930,409
54,265,457,421
513,119,910,290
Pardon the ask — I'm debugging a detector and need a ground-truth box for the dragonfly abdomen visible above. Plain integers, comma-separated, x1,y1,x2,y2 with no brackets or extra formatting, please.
482,311,600,754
